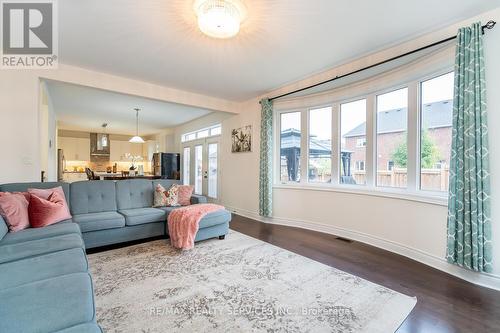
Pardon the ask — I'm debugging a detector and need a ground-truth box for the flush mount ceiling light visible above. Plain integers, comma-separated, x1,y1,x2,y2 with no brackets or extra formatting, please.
129,108,145,144
193,0,247,39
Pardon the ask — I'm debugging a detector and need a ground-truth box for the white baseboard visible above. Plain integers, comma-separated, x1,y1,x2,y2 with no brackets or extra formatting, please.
226,206,500,291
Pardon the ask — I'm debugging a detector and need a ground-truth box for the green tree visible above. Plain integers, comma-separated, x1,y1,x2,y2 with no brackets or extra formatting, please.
391,131,440,168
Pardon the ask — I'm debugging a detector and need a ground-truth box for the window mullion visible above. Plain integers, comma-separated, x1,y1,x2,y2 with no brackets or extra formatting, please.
331,104,340,186
407,82,418,192
300,109,308,183
365,94,376,188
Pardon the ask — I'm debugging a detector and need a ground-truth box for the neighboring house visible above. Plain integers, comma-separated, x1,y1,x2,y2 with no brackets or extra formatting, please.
343,100,453,172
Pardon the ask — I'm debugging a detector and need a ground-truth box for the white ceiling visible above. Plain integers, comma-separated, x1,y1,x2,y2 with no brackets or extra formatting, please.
58,1,500,101
45,81,214,135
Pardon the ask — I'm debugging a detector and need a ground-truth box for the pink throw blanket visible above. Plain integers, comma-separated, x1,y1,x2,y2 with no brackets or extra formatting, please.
167,203,225,250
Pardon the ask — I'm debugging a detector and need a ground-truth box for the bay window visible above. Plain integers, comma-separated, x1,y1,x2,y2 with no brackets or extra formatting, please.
274,68,453,204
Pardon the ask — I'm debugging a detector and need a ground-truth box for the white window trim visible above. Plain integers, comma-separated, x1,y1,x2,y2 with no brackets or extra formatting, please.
273,67,453,206
182,124,221,143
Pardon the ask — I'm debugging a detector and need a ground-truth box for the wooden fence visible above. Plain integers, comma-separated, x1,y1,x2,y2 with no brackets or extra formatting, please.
353,167,449,191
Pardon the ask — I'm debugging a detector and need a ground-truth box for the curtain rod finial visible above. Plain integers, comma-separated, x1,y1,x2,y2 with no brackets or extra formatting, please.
483,20,496,33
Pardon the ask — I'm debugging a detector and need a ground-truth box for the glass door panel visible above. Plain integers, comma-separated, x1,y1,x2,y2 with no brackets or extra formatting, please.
182,147,190,185
194,145,203,195
208,143,218,198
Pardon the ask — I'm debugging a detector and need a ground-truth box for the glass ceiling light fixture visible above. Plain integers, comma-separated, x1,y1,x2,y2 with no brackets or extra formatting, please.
193,0,247,39
129,108,145,144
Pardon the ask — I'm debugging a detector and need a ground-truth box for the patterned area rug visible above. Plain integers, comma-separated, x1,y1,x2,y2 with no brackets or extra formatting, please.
89,231,416,333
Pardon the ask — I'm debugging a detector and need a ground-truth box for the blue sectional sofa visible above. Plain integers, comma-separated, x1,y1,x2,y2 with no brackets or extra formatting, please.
0,179,231,333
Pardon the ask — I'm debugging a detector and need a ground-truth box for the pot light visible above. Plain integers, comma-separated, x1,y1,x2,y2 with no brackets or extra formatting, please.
193,0,247,39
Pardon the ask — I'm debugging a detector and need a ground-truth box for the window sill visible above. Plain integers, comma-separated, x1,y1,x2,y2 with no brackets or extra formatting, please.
273,183,448,206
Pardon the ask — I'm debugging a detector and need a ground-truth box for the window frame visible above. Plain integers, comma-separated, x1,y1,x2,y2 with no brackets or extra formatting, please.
418,71,455,194
356,138,367,148
276,110,304,184
273,67,453,206
340,97,368,186
307,106,334,184
181,124,221,143
375,85,409,189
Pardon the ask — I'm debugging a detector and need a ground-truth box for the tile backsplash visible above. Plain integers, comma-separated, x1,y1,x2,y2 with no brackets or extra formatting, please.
65,160,152,173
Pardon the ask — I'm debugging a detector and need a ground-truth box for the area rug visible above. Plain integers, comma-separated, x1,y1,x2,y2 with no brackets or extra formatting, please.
88,231,416,333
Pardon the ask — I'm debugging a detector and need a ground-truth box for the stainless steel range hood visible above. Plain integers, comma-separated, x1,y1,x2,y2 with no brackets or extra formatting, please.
90,133,110,162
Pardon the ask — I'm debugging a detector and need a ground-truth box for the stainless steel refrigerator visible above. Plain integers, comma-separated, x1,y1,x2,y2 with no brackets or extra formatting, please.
57,149,66,182
152,153,180,179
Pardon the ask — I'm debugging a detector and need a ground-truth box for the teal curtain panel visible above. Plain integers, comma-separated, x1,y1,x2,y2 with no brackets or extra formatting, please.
259,98,273,217
446,22,492,273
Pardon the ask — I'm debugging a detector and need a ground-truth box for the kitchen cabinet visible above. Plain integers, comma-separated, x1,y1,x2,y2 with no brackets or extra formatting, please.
110,140,124,161
143,140,158,162
110,140,146,161
131,142,143,158
59,137,90,161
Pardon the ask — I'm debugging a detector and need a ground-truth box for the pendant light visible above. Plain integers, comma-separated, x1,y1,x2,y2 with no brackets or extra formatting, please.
129,108,145,143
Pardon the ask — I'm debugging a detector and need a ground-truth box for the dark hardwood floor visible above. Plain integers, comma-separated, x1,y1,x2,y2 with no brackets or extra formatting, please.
229,214,500,333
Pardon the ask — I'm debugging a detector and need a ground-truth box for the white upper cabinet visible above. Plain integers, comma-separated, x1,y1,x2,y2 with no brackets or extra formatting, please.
59,137,90,161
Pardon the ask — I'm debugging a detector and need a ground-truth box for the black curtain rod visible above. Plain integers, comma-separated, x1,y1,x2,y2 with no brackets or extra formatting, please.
264,20,496,102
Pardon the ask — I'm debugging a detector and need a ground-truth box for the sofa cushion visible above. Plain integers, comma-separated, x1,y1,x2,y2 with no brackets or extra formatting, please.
73,212,125,232
199,209,232,229
0,220,79,245
70,181,117,215
54,323,102,333
0,273,95,333
116,179,154,209
158,207,231,229
119,208,166,226
157,206,178,216
0,215,7,241
0,182,70,208
0,233,84,264
0,247,88,289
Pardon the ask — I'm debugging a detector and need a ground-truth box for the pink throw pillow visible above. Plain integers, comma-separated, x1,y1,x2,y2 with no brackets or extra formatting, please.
177,185,194,206
28,187,70,217
29,191,72,228
0,192,30,232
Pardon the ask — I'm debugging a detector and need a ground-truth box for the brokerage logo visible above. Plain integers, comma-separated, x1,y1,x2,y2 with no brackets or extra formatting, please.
1,0,58,69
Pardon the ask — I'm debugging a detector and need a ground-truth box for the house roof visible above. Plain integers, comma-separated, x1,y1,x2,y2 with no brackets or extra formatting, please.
343,99,452,138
